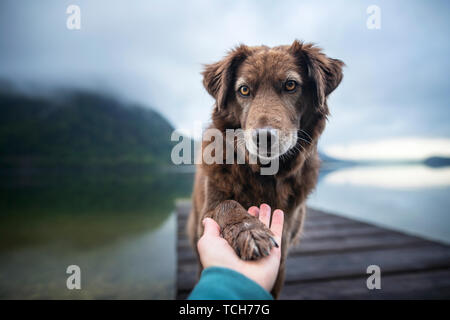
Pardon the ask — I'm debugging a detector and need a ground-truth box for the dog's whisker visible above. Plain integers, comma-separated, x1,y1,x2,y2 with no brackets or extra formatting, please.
298,129,313,143
299,129,312,140
298,137,312,145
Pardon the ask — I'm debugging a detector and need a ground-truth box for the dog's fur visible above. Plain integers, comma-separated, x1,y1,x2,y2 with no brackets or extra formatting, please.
187,40,344,298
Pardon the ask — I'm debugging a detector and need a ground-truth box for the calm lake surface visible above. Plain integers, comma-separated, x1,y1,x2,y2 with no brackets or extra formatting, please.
0,168,194,299
309,164,450,245
1,163,449,299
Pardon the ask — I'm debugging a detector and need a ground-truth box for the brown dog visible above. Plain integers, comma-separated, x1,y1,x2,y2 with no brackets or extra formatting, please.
187,40,344,298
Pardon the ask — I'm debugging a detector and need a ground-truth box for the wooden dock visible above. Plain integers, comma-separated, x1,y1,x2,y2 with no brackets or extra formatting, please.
175,202,450,299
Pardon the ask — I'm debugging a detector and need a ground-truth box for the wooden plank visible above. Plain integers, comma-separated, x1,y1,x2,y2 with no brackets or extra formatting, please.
176,243,450,295
177,291,190,300
300,224,394,240
176,223,393,251
289,233,425,256
176,207,341,225
178,210,384,236
177,214,369,234
284,244,450,283
280,268,450,299
176,203,450,299
177,244,450,283
176,201,191,217
177,232,426,264
177,260,200,293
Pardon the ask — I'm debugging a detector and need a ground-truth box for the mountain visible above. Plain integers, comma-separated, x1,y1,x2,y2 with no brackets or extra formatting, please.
0,89,176,167
424,156,450,168
318,151,342,163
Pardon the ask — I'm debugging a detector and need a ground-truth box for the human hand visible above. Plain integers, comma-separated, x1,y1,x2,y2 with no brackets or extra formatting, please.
197,204,284,292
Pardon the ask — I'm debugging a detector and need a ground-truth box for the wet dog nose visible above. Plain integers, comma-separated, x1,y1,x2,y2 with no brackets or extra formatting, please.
252,127,279,153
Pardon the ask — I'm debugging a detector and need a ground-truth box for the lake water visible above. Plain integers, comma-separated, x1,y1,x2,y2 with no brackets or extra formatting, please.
308,164,450,245
1,163,448,299
0,168,193,299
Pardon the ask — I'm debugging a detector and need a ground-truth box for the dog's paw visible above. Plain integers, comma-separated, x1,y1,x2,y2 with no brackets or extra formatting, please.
222,217,278,261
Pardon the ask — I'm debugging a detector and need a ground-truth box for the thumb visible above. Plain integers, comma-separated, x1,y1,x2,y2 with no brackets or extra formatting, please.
202,218,221,237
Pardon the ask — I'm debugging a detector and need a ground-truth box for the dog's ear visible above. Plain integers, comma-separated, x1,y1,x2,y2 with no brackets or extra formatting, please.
289,40,344,113
202,45,251,110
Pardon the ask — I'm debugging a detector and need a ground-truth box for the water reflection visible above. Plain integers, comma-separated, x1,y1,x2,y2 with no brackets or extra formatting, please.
309,164,450,244
0,168,194,299
324,165,450,189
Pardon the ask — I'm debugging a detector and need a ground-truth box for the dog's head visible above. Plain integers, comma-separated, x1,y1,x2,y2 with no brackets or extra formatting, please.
203,40,344,160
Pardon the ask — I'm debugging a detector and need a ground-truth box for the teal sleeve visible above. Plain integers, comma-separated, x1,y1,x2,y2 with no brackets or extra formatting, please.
188,266,273,300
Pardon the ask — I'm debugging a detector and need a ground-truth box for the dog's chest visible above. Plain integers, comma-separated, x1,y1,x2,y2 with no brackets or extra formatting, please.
231,174,298,212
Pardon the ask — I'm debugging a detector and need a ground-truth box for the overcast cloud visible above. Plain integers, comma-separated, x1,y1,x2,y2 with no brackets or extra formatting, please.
0,0,449,153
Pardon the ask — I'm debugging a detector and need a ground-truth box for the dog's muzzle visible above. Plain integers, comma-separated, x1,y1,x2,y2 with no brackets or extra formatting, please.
245,127,296,160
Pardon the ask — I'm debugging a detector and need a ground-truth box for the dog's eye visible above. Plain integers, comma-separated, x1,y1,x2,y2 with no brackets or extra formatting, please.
238,85,250,97
284,80,297,92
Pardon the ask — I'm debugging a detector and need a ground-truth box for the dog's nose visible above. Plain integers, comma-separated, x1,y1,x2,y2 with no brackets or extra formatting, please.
252,127,279,152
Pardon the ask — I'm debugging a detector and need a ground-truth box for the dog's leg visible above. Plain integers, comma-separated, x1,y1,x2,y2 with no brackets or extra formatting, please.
201,199,278,261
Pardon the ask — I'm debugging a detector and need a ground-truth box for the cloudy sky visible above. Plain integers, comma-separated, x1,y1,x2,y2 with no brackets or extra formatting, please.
1,0,449,160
